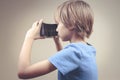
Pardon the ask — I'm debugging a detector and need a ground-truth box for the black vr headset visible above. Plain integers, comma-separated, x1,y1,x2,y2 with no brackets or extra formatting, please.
40,23,58,37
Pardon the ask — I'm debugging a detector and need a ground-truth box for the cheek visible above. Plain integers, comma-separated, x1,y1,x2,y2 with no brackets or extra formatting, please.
59,27,71,41
57,23,72,41
57,24,63,35
58,27,63,37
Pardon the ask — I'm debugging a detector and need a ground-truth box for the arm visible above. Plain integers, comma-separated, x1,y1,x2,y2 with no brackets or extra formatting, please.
53,36,62,51
18,20,56,79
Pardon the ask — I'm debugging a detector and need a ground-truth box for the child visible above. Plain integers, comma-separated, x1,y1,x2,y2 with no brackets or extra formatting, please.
18,0,98,80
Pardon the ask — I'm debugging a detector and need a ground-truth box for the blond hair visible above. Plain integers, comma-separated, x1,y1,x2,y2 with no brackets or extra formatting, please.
55,0,94,40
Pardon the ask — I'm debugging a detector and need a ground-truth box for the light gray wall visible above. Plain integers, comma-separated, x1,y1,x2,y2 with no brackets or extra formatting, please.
0,0,120,80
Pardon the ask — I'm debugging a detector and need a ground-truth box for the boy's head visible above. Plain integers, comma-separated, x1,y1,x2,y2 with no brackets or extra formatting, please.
55,0,94,40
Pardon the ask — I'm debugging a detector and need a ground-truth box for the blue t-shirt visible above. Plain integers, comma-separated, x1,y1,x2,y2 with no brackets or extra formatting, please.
48,42,98,80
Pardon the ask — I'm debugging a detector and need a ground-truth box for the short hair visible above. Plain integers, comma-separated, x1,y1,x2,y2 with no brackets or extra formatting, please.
55,0,94,40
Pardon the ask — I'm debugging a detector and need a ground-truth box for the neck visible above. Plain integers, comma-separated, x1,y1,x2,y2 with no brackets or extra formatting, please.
68,29,87,43
70,34,86,43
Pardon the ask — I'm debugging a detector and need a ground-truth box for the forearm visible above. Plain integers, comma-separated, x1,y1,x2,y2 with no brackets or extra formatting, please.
53,37,62,51
18,38,34,72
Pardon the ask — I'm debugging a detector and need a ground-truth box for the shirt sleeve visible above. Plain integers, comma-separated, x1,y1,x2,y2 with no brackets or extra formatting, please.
48,45,81,75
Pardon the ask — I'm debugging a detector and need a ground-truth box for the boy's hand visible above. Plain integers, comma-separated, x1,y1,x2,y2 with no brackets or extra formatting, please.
53,36,62,51
25,19,45,40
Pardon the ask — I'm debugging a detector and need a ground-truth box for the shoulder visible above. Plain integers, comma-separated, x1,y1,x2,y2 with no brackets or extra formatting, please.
64,42,96,56
64,43,81,50
64,42,86,52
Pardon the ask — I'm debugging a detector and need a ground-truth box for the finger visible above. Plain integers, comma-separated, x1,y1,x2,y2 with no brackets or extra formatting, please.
36,19,43,31
37,21,39,26
54,36,59,38
39,19,43,25
37,19,43,28
32,21,39,28
53,36,59,39
53,36,59,41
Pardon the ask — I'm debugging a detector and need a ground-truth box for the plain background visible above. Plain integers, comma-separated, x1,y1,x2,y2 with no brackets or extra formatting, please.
0,0,120,80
